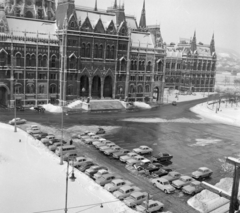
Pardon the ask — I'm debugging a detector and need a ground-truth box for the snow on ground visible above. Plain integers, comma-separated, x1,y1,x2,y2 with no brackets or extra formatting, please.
67,100,83,109
188,178,234,213
188,138,222,147
133,101,151,109
0,122,136,213
42,103,63,113
191,102,240,127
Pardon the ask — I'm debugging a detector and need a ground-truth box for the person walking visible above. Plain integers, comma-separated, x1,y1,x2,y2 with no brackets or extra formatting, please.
69,139,73,145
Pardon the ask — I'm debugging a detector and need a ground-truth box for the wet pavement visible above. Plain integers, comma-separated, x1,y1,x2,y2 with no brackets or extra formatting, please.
1,98,240,213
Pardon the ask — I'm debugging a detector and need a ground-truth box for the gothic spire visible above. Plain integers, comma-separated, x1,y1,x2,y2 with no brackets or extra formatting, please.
210,33,215,54
191,30,197,52
113,0,117,9
94,0,97,11
139,0,146,29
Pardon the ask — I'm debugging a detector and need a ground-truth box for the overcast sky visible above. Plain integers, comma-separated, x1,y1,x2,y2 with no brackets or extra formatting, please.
73,0,240,54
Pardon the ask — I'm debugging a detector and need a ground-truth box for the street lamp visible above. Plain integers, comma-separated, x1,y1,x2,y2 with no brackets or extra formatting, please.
65,156,77,213
60,103,67,165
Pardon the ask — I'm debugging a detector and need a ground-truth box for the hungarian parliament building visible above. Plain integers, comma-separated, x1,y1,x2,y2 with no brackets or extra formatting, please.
0,0,216,107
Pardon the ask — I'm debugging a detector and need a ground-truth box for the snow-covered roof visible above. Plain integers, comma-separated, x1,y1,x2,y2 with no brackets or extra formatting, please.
166,47,183,58
126,16,138,29
131,32,154,48
196,46,211,57
7,17,57,39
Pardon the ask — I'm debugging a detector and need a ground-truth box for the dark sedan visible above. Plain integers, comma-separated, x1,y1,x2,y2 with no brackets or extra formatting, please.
77,162,96,172
151,168,172,178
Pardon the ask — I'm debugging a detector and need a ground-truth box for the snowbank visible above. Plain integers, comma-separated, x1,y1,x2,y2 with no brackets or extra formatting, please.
42,103,63,113
191,102,240,127
188,178,233,213
0,122,136,213
67,100,83,109
133,101,151,109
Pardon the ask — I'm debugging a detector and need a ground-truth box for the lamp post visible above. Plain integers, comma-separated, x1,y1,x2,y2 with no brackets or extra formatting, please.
60,103,65,165
65,156,77,213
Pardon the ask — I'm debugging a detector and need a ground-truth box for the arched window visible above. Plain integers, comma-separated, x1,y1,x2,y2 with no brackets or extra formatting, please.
16,53,21,66
51,55,56,68
145,85,150,92
67,85,74,95
42,55,47,67
38,85,44,94
26,84,35,94
147,61,151,71
134,61,137,70
198,63,201,70
94,44,98,58
158,61,163,71
25,11,33,18
26,54,31,66
120,59,126,71
187,62,190,70
81,43,86,57
141,61,145,71
99,44,103,58
111,46,115,59
70,22,75,28
38,55,42,67
15,84,22,94
130,85,135,93
137,85,143,93
86,43,91,58
49,84,57,94
193,62,197,70
106,45,110,59
131,60,134,70
31,55,36,67
69,56,76,69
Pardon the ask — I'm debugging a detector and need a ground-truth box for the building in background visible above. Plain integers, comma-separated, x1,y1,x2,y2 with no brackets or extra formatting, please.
0,0,215,108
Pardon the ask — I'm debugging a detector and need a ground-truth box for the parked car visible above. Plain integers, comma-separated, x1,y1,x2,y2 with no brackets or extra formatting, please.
80,131,90,136
120,152,139,163
93,169,109,180
74,158,92,168
63,152,78,161
35,132,48,140
151,153,173,162
95,174,117,186
112,149,130,159
172,101,177,106
126,155,146,166
133,146,153,155
113,185,140,200
48,138,61,146
151,177,175,194
82,138,94,145
34,105,45,112
136,200,164,213
151,168,172,178
104,179,132,193
162,171,181,183
95,140,112,149
85,166,108,178
78,162,96,172
26,125,41,134
172,175,193,189
49,142,63,152
182,180,203,195
91,135,100,139
41,135,55,146
99,143,116,152
87,132,96,137
123,191,149,208
192,167,213,180
141,164,161,175
104,146,121,156
9,117,26,125
96,128,105,135
131,164,148,175
78,135,91,140
16,106,25,111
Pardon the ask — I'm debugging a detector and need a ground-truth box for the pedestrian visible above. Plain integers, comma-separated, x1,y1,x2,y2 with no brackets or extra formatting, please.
69,139,73,145
19,139,21,143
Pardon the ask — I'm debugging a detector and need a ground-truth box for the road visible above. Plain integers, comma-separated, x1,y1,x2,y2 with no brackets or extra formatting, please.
1,99,240,213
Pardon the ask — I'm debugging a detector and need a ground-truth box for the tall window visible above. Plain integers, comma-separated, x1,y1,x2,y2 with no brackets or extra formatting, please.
38,85,44,94
131,60,134,70
26,54,31,66
38,55,42,67
67,85,74,95
26,84,35,94
42,55,47,67
99,44,103,58
15,85,22,94
49,84,57,94
81,43,86,57
158,61,163,71
31,55,36,67
86,43,91,58
147,61,151,71
111,46,115,59
137,85,143,93
106,45,110,59
130,85,135,93
134,61,137,70
145,85,150,92
120,59,126,71
94,44,98,58
51,56,56,68
69,56,76,69
16,53,21,66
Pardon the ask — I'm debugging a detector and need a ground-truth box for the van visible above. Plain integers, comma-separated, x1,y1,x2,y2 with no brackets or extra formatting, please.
55,145,76,157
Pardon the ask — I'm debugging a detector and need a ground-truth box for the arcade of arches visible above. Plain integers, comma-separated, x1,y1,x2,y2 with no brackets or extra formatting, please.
79,75,113,99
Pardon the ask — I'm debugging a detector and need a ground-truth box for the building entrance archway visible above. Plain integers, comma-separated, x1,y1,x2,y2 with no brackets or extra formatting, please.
153,87,159,102
0,86,8,106
91,76,101,98
80,75,89,97
103,76,112,98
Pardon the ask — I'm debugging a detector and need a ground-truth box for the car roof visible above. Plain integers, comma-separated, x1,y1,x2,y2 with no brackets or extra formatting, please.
143,200,160,205
158,177,169,182
102,174,114,178
112,179,124,184
199,167,209,170
180,175,191,179
170,171,180,175
130,191,144,197
191,180,201,185
140,145,149,149
120,185,133,191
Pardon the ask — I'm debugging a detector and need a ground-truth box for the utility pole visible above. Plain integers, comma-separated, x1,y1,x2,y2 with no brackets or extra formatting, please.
201,157,240,213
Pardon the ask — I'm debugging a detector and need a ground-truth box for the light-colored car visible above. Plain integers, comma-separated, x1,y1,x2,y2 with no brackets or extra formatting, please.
120,152,139,163
135,200,164,213
26,125,41,134
73,158,92,167
93,169,109,180
112,149,130,159
113,185,140,200
172,175,193,189
91,135,100,139
99,143,116,152
104,179,132,192
49,142,62,151
123,191,149,208
192,167,213,180
151,177,175,194
41,135,55,145
85,166,108,177
162,171,181,183
182,180,203,195
103,146,121,155
9,118,26,125
126,155,145,166
95,174,117,186
95,140,112,149
133,146,153,155
82,138,94,145
88,132,96,137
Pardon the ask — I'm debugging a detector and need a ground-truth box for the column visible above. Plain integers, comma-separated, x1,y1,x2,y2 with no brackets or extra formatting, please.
88,77,92,98
101,78,104,99
10,32,14,108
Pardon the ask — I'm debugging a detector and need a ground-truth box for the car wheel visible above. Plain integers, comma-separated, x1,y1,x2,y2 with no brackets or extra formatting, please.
159,206,163,211
153,183,156,187
164,189,168,194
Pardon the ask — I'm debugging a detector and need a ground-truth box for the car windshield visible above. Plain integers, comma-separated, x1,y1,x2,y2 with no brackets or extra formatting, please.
198,169,204,172
163,182,169,185
118,189,124,193
180,177,185,181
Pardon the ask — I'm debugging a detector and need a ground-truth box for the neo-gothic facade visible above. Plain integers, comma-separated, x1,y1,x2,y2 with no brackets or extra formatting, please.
0,0,216,108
